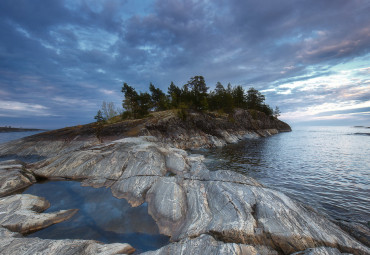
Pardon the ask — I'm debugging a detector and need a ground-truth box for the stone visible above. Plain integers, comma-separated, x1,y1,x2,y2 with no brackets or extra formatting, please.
335,220,370,247
291,246,351,255
165,152,189,175
141,234,278,255
146,177,187,236
0,227,135,255
0,194,78,234
0,160,36,197
110,176,160,207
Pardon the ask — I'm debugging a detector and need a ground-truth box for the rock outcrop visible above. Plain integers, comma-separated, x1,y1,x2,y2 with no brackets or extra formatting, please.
0,226,135,255
143,109,291,149
0,194,78,234
0,160,36,197
141,234,278,255
0,109,291,159
14,137,368,255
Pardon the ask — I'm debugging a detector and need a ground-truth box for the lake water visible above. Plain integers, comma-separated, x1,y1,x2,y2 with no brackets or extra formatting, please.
191,126,370,226
0,131,43,144
23,181,169,253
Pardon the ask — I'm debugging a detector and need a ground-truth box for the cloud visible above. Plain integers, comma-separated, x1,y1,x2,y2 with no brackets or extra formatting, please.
99,89,115,95
52,96,96,108
0,0,369,128
0,100,52,117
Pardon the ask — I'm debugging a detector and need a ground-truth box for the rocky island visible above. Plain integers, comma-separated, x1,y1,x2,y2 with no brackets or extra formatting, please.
0,127,45,133
0,109,369,255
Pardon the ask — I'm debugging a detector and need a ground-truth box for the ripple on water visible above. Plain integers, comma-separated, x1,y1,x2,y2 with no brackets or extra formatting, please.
191,126,370,225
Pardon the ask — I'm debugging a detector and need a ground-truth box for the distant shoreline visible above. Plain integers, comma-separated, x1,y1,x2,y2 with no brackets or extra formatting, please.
0,127,45,133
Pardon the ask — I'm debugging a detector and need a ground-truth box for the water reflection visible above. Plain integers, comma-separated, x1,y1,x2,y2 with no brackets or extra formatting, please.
23,181,169,253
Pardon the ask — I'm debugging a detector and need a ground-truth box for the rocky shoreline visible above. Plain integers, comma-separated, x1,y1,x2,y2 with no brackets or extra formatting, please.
0,110,369,254
0,127,44,133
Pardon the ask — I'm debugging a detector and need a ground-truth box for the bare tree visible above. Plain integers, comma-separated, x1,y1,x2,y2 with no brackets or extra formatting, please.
101,101,118,120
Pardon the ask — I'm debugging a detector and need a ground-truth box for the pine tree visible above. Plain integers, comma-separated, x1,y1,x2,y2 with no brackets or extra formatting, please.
149,83,168,111
273,106,281,118
232,85,246,109
121,83,138,116
246,87,265,110
94,110,105,123
167,82,182,108
185,76,209,111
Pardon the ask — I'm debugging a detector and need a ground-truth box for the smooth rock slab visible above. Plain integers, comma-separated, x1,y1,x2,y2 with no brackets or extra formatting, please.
163,179,369,254
31,137,168,182
0,227,135,255
0,160,36,197
0,194,78,234
146,177,187,236
291,246,351,255
141,234,278,255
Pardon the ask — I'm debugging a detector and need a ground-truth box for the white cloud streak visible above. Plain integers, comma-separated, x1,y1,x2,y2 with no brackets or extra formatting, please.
0,100,52,116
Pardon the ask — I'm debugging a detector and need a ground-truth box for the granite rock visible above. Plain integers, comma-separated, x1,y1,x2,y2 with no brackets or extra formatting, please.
141,234,278,255
0,227,135,255
23,137,369,255
0,160,36,197
0,194,78,234
291,246,351,255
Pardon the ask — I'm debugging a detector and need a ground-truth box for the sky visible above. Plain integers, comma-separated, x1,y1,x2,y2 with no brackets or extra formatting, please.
0,0,369,129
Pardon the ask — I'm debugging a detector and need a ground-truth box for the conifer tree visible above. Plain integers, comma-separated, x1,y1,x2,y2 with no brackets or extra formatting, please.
121,83,138,116
185,76,209,111
94,110,105,123
167,82,182,108
149,83,168,111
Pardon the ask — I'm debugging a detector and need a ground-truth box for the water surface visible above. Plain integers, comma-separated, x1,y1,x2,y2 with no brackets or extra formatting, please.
192,126,370,225
23,181,169,253
0,131,43,144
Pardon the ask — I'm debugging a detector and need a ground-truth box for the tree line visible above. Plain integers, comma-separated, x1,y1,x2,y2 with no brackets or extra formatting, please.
95,75,280,122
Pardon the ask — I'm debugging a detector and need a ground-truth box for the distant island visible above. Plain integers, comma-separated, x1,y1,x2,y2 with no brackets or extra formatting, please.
0,126,45,133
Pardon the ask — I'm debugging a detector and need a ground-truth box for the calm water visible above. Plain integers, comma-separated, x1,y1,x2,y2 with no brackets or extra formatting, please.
192,126,370,226
0,131,43,144
23,181,169,253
